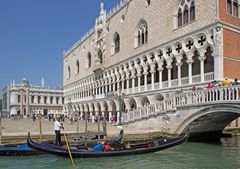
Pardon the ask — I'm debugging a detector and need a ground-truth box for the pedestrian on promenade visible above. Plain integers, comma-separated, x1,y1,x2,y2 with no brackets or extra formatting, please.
232,78,239,86
223,77,230,86
54,117,64,146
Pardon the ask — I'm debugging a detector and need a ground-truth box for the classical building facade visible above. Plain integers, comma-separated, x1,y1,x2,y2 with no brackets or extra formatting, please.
63,0,240,123
2,78,64,117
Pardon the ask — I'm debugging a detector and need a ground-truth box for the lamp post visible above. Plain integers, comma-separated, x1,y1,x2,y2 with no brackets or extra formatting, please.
67,98,72,117
116,90,125,127
76,111,80,133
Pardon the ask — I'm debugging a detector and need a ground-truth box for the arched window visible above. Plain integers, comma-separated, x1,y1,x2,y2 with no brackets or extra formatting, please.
86,52,91,68
227,0,232,14
204,46,214,73
113,32,120,54
233,0,239,17
183,5,189,24
136,20,148,47
76,60,79,74
38,96,41,104
97,49,103,64
146,0,151,6
190,1,195,21
178,8,183,27
176,0,195,28
68,66,71,79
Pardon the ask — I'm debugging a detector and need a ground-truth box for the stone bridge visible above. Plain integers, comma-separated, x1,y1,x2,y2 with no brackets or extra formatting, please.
122,86,240,136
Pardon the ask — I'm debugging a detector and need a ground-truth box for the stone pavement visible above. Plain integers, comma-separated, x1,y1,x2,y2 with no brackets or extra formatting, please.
1,118,160,137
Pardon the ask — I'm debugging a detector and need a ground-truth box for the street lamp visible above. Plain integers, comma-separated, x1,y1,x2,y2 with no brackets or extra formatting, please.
67,98,72,117
116,90,125,127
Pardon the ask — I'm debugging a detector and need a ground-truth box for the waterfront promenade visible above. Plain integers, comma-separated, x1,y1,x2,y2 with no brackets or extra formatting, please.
0,117,161,143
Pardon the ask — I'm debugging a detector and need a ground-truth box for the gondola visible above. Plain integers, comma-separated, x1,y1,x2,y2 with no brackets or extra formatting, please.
0,143,43,156
27,133,188,158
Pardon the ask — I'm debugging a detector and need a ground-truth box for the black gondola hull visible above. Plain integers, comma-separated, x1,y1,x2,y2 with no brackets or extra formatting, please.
0,144,43,156
27,134,188,158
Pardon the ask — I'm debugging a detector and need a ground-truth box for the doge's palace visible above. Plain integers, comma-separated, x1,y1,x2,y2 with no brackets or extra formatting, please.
63,0,240,124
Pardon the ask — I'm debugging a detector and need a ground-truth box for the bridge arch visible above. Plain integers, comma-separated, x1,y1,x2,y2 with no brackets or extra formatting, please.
175,104,240,135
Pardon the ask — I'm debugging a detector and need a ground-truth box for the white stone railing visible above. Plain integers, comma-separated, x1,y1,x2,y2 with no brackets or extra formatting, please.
122,85,240,123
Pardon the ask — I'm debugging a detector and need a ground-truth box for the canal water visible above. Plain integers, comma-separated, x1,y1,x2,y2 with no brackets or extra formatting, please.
0,136,239,169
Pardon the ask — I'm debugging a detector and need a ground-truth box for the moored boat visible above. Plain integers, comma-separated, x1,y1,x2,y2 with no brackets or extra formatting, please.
27,133,188,158
0,143,43,156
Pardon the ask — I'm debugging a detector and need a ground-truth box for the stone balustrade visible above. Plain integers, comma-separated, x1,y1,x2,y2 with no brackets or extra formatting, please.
123,85,240,123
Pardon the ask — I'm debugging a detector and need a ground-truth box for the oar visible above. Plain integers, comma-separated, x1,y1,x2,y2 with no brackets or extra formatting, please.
39,115,43,142
62,128,75,167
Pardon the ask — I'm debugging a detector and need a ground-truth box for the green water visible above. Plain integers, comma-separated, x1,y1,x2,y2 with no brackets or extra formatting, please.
0,136,240,169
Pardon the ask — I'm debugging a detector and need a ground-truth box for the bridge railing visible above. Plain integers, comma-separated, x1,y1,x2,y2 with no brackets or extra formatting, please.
122,85,240,123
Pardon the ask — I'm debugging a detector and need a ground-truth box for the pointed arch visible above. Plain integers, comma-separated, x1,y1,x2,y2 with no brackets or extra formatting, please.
178,8,183,27
233,0,239,17
76,60,80,74
227,0,232,14
175,0,195,28
204,46,214,73
192,50,200,76
87,52,92,68
183,5,189,25
97,49,103,64
181,54,188,78
135,19,148,48
190,1,195,21
112,32,120,55
172,56,178,80
68,66,71,79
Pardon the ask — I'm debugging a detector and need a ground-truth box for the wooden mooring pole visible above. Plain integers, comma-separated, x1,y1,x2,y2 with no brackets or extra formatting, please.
0,112,2,144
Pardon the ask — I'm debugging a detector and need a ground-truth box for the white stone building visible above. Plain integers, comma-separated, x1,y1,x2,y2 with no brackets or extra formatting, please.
63,0,240,124
2,78,64,118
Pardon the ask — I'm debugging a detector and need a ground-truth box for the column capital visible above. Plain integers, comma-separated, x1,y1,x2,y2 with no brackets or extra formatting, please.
166,65,172,69
176,62,182,66
198,55,206,61
186,59,194,64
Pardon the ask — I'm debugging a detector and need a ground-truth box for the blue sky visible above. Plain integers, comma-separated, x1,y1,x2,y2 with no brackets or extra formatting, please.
0,0,119,96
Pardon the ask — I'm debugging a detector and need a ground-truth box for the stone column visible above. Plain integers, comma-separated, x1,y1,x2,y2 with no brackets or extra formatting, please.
101,82,104,95
157,61,163,89
121,79,124,91
117,81,120,92
20,90,23,116
167,65,172,87
176,63,181,86
126,78,130,93
213,24,224,81
109,112,112,122
10,92,16,104
199,56,205,82
143,71,148,91
95,84,97,96
26,88,29,117
187,59,193,84
34,95,38,104
137,75,141,92
129,66,135,92
131,76,135,93
40,95,43,104
48,96,51,104
124,65,130,93
159,69,163,89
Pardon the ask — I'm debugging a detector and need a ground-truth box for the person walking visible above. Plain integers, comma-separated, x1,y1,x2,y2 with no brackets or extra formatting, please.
54,118,63,146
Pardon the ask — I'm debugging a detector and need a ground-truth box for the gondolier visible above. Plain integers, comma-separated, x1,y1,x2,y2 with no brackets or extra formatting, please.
54,118,63,146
